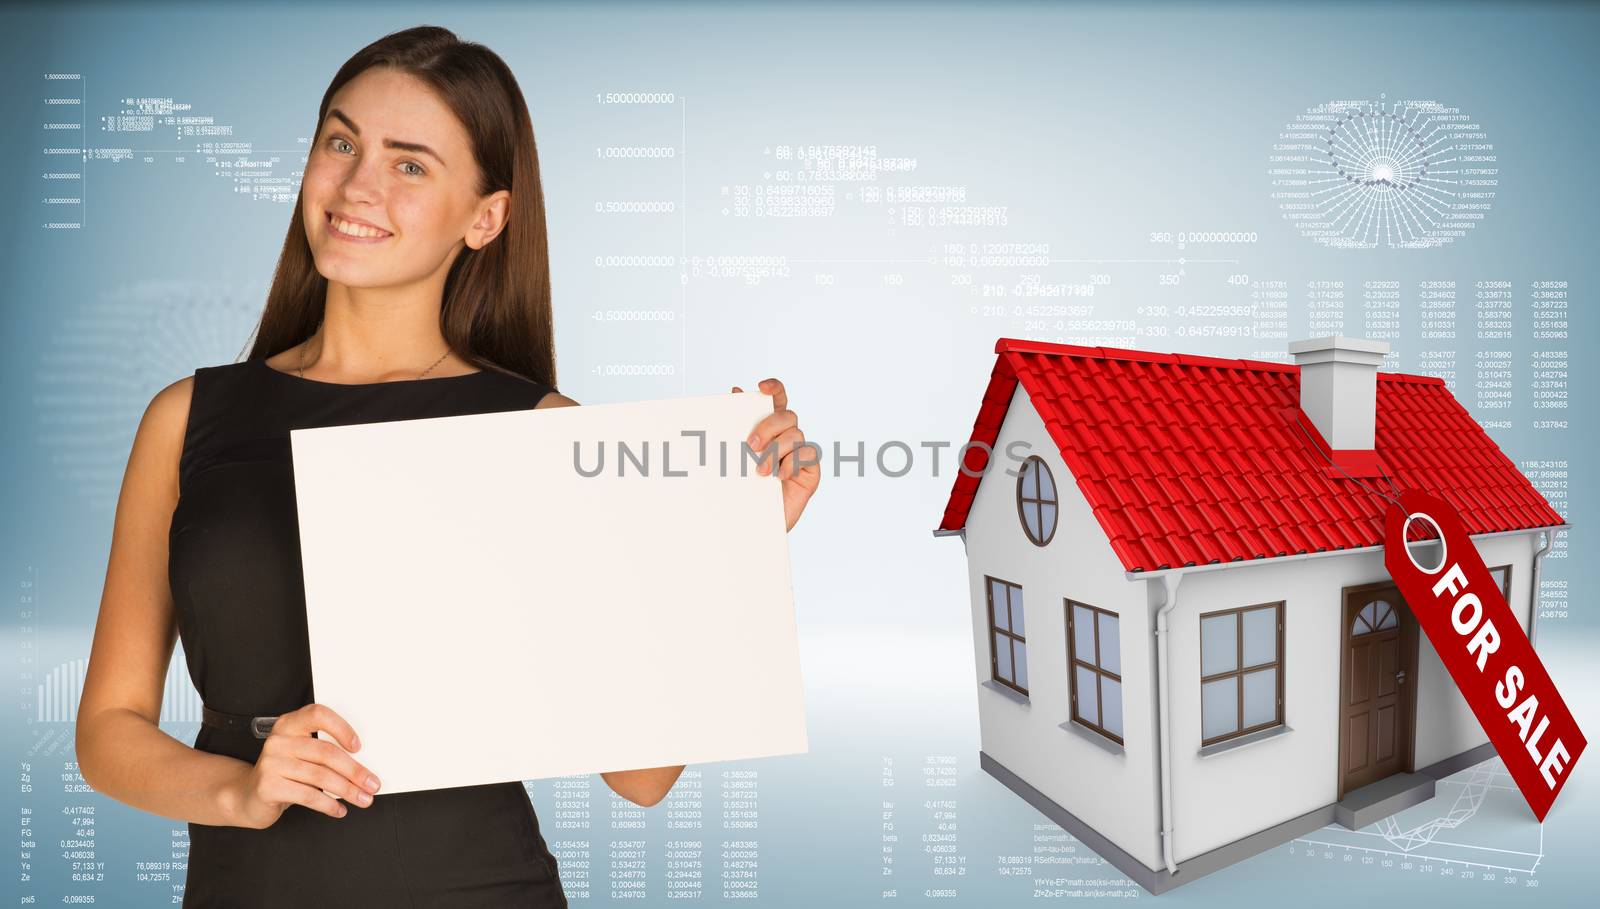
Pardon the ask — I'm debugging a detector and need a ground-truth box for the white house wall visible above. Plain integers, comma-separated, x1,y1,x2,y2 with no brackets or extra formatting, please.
1157,530,1537,864
964,383,1162,872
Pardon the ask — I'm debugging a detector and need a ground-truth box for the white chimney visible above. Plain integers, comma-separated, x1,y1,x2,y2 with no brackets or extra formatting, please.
1287,336,1390,451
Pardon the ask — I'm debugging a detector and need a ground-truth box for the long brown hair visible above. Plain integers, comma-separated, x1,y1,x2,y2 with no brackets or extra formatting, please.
246,25,557,389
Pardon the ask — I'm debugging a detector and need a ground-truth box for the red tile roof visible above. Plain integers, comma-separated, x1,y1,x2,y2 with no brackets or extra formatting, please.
937,338,1566,573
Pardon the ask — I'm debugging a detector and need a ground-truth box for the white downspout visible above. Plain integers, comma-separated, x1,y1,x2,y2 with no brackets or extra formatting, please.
1529,529,1555,647
1153,571,1184,875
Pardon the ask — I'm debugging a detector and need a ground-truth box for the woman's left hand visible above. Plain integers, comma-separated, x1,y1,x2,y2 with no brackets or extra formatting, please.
733,378,819,532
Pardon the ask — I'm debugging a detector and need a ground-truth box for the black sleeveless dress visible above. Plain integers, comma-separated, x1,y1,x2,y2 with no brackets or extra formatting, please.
168,357,569,908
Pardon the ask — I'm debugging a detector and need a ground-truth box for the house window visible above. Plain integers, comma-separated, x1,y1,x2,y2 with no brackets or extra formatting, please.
1199,602,1284,746
1488,564,1512,603
1016,456,1058,546
1066,600,1123,743
986,576,1028,695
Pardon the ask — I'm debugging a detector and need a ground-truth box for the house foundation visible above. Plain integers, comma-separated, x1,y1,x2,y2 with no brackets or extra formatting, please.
980,742,1498,894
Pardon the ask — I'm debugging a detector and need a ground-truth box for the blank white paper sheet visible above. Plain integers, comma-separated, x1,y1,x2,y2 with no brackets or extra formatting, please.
289,391,808,795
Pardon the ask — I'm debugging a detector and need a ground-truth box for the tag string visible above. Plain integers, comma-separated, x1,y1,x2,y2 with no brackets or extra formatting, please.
1290,416,1408,510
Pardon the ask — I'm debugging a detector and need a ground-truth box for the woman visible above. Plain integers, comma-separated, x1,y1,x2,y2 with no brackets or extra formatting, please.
75,25,819,908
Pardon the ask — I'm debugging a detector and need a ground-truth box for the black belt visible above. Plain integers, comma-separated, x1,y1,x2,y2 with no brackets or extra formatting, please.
201,704,279,739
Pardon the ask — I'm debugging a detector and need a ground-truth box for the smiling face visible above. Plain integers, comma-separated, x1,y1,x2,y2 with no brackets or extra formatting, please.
300,66,508,290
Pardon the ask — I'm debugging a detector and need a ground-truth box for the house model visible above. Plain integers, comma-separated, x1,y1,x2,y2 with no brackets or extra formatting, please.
933,336,1567,893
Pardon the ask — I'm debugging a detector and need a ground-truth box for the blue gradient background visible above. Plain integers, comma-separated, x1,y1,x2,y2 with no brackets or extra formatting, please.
2,1,1597,905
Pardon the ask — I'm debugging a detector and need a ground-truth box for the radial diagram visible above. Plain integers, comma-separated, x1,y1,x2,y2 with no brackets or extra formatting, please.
1269,98,1496,249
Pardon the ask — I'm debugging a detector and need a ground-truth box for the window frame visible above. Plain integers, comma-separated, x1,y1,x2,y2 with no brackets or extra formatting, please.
1488,563,1512,604
1015,455,1059,547
1066,599,1124,745
985,575,1028,696
1198,601,1285,747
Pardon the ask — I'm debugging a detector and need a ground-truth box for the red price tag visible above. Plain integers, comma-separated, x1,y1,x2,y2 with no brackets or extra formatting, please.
1383,489,1584,821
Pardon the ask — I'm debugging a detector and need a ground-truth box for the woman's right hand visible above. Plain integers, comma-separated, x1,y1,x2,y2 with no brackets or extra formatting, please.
224,703,383,829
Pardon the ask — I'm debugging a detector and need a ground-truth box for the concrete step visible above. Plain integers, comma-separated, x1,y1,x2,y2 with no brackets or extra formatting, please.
1335,772,1436,829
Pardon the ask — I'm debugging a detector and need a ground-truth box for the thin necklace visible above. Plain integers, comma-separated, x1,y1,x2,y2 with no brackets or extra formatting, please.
297,336,453,381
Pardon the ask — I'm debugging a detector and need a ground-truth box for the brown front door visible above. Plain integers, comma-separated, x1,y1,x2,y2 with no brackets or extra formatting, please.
1338,582,1419,799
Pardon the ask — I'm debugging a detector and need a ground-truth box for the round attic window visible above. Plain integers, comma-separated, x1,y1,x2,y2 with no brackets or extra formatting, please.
1016,455,1058,546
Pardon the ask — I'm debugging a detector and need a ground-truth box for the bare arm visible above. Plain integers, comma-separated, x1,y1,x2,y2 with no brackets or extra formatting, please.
75,376,256,826
535,389,688,807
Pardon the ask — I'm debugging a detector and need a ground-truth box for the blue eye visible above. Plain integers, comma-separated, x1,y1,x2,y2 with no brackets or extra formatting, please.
400,161,425,177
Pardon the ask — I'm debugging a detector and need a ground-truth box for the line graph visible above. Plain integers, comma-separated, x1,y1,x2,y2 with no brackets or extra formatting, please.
1295,761,1543,876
